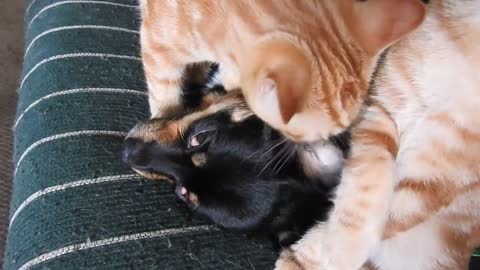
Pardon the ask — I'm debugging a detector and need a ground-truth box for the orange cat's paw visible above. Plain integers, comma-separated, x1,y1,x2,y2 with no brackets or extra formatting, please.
275,247,329,270
275,249,305,270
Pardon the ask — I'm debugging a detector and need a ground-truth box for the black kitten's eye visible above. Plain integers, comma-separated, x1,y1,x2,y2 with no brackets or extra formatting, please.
187,129,215,149
177,186,199,208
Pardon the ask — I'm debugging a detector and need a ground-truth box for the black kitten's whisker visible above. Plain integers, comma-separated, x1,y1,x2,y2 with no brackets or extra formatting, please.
240,137,287,165
259,138,288,159
257,140,288,176
272,143,291,173
274,145,297,174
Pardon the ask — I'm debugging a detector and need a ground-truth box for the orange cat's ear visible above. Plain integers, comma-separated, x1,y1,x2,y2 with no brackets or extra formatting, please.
347,0,426,55
242,40,311,125
257,72,305,124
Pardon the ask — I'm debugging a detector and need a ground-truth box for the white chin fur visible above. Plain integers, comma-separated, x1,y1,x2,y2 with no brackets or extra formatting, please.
297,141,344,183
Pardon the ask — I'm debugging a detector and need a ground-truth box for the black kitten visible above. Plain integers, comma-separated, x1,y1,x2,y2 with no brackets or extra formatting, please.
182,110,351,247
122,64,350,248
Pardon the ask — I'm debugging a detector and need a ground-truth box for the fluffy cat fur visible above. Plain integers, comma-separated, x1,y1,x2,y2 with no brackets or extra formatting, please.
139,0,425,143
273,1,480,270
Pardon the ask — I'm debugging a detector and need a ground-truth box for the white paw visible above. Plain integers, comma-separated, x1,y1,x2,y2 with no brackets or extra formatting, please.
276,226,368,270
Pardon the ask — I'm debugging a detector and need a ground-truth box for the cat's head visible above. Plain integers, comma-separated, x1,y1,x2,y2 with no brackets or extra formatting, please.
122,90,288,229
122,89,349,230
241,0,426,143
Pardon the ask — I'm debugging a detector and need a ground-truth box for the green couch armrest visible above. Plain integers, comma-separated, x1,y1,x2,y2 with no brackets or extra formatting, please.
5,0,276,269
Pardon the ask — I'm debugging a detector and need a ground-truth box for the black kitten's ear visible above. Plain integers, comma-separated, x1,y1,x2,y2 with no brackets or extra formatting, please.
187,129,217,150
180,62,225,111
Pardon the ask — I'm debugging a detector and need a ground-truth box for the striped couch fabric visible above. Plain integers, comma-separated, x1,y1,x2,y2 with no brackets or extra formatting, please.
5,0,480,269
4,0,278,269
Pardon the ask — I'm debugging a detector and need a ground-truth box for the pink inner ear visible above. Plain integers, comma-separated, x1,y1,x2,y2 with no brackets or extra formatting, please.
259,77,277,94
258,77,293,124
180,187,187,196
189,136,200,147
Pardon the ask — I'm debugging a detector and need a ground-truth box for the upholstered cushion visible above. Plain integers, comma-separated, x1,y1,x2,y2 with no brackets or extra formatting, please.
4,1,277,269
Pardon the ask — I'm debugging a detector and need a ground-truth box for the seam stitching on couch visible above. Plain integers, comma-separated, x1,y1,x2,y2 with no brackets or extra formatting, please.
19,52,141,90
14,130,128,177
18,225,216,270
27,0,138,29
9,174,142,227
14,88,147,128
25,25,140,56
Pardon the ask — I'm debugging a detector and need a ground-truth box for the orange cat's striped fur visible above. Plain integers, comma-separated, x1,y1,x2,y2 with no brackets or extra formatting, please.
138,0,480,269
139,0,424,141
273,1,480,270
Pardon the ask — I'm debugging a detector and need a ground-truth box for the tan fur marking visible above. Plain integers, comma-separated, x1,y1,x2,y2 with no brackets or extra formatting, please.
338,209,366,230
395,179,452,212
340,81,361,111
385,181,480,239
431,113,480,143
129,91,246,145
354,128,398,157
191,153,207,167
383,213,425,240
438,226,477,270
276,248,305,270
156,121,180,144
230,108,253,123
188,192,200,208
132,168,174,183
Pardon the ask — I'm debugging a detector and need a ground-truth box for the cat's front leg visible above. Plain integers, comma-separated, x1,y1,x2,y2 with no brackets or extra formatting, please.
141,39,209,117
276,104,398,270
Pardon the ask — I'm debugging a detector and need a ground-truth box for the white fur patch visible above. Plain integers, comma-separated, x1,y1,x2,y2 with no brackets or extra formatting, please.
298,141,343,183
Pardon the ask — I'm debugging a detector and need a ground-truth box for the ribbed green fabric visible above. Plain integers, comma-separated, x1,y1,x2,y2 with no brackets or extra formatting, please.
5,0,276,269
5,0,479,269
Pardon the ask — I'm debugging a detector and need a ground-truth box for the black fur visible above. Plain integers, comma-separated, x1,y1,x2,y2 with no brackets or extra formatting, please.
180,62,226,111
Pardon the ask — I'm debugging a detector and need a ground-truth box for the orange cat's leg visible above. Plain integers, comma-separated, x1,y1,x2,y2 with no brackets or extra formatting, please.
276,103,398,270
142,44,189,118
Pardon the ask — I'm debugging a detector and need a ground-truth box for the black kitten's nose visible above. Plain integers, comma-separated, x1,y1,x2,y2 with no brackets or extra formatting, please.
120,136,190,183
121,137,145,166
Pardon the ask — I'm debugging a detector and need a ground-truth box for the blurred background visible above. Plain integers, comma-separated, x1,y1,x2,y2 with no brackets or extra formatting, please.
0,0,25,262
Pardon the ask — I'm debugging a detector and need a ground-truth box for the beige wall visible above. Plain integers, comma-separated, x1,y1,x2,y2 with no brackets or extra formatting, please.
0,0,25,262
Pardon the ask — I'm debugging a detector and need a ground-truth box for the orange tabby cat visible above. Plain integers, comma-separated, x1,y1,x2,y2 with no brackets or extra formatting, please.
139,0,424,141
271,1,480,269
139,0,432,269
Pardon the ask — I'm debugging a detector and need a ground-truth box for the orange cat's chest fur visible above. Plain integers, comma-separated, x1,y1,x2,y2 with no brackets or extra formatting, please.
273,2,480,269
385,4,480,201
365,3,480,268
